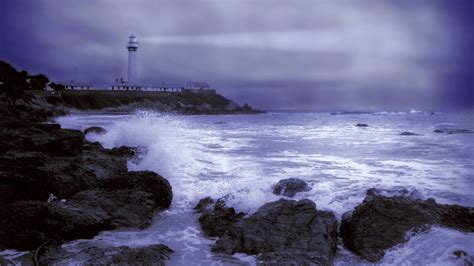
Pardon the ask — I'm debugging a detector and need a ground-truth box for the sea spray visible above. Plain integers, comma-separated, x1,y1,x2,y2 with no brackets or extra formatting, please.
54,111,474,265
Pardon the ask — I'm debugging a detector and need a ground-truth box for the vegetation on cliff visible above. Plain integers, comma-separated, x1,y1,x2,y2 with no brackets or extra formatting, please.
1,59,262,115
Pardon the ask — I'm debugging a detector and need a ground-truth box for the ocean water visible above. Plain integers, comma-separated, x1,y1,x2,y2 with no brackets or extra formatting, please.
20,111,474,264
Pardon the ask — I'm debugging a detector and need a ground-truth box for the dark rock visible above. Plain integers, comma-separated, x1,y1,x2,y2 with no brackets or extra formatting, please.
198,198,245,237
356,123,369,127
212,199,338,265
84,126,106,135
257,250,334,265
453,250,468,258
433,129,473,134
107,145,140,158
49,190,155,232
447,129,472,134
99,171,173,209
34,244,173,265
194,197,214,213
399,131,420,136
272,178,311,197
340,189,474,262
0,190,155,251
0,201,49,251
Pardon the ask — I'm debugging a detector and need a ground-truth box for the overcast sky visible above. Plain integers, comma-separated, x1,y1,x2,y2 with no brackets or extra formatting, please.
0,0,472,110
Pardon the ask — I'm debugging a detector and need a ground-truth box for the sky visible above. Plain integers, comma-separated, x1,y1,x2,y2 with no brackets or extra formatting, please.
0,0,473,110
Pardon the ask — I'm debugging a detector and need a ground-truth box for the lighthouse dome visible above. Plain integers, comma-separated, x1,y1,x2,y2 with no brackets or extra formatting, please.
127,34,138,49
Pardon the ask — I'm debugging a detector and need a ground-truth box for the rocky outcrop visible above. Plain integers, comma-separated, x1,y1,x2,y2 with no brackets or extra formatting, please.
0,190,156,251
340,188,474,262
433,129,472,134
0,103,173,251
99,171,173,209
11,243,173,265
272,178,311,197
212,199,338,265
46,90,263,115
195,197,245,237
84,126,106,135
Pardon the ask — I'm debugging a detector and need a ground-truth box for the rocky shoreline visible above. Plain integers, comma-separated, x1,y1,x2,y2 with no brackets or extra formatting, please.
0,94,473,264
194,180,473,265
0,97,174,264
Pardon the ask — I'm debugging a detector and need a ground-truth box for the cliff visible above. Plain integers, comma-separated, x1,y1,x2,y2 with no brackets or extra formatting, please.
38,90,263,115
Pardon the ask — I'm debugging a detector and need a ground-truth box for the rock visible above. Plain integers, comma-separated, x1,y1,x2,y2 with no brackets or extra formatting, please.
51,190,155,231
356,123,369,127
452,250,474,266
0,201,49,251
30,243,173,265
212,199,338,265
433,129,473,134
84,126,106,135
340,189,474,262
99,171,173,209
399,131,420,136
107,145,138,157
447,129,472,134
197,198,245,237
257,250,334,265
194,197,214,213
0,190,155,251
272,178,311,197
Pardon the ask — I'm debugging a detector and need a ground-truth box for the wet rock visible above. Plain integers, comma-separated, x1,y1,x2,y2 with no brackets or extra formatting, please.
340,189,474,262
0,124,85,156
194,197,215,213
433,129,473,134
197,198,245,237
31,243,173,265
356,123,369,127
99,171,173,209
50,190,155,231
257,250,334,265
272,178,311,197
399,131,420,136
107,145,138,157
212,199,338,265
0,201,49,251
84,126,106,135
0,190,155,251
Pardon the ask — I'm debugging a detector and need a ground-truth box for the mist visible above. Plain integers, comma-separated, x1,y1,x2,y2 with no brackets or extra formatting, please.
0,0,472,110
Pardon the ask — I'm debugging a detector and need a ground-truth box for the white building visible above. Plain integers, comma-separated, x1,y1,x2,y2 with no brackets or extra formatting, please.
60,81,93,90
127,34,139,84
55,35,213,94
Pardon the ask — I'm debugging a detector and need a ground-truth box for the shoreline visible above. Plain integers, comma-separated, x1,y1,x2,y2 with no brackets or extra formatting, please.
0,93,473,264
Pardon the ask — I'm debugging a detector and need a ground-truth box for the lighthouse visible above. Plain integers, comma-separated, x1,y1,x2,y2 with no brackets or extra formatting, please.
127,34,138,84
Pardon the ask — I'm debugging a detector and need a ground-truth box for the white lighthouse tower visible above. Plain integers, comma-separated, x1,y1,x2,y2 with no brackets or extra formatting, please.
127,34,139,84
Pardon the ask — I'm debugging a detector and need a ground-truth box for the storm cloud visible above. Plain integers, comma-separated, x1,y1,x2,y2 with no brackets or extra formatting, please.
0,0,472,110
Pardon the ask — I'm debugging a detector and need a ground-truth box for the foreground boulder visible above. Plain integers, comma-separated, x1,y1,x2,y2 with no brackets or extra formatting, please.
272,178,311,197
100,171,173,209
195,197,245,237
212,199,338,265
340,188,474,262
0,190,155,251
12,243,173,265
0,118,173,250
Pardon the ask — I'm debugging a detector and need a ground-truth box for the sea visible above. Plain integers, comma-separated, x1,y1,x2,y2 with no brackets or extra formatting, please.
6,110,474,265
